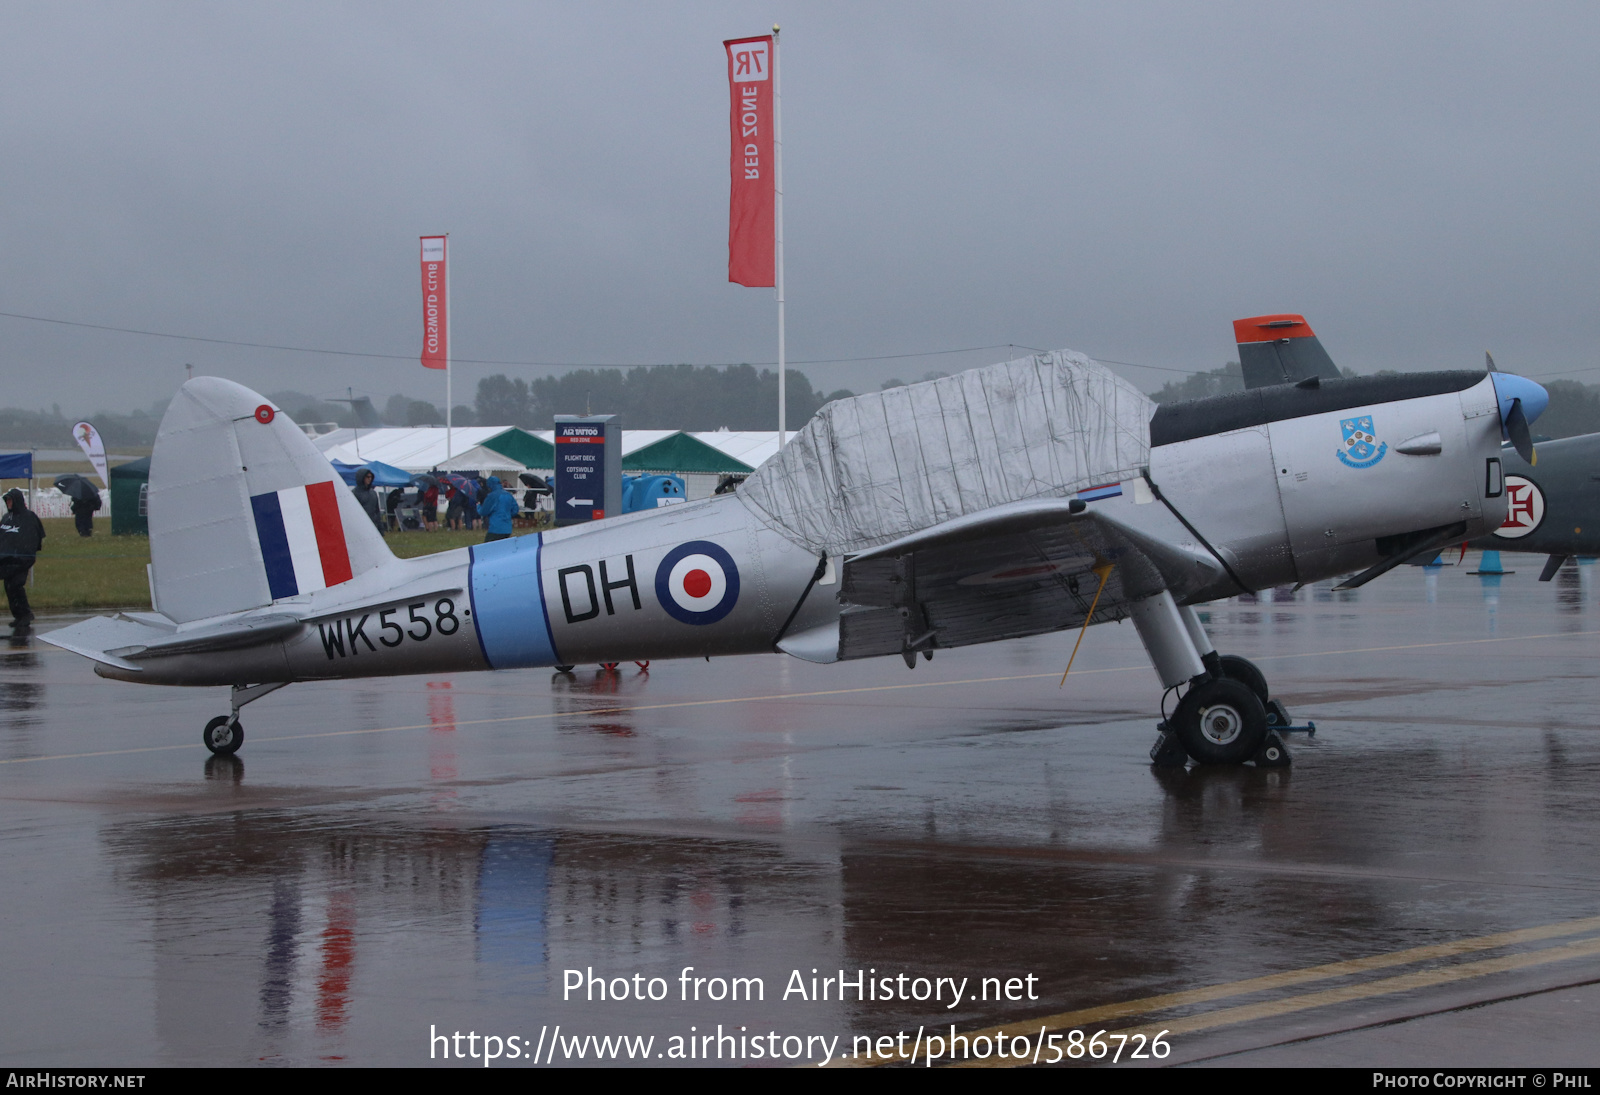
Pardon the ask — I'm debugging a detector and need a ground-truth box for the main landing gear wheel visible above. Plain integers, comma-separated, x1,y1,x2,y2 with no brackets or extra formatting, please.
1217,654,1270,704
553,665,575,674
1171,678,1267,765
203,715,243,756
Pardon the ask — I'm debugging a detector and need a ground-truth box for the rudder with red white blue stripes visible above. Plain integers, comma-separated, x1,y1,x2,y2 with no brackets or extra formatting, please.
250,481,356,599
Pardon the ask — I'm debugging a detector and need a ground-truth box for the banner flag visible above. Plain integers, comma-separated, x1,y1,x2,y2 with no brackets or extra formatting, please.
420,235,449,370
724,35,775,287
72,421,108,486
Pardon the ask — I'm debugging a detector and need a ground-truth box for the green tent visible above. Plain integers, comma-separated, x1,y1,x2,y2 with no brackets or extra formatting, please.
481,428,555,469
110,457,150,536
623,433,755,475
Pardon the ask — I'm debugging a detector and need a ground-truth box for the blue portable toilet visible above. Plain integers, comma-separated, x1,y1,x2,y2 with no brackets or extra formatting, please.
621,473,687,513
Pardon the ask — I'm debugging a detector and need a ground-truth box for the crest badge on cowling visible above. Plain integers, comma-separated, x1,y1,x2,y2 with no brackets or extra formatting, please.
1336,416,1387,469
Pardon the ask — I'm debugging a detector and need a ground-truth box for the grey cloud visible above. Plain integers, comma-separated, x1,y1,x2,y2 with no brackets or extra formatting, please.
1,1,1596,419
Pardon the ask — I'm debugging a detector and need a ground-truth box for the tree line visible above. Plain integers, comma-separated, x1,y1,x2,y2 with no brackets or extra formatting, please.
471,364,855,432
9,361,1600,448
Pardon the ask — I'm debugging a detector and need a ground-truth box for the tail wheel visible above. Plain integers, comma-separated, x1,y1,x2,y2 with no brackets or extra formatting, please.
600,662,620,671
1171,678,1266,765
634,661,650,670
203,715,243,756
1217,654,1269,704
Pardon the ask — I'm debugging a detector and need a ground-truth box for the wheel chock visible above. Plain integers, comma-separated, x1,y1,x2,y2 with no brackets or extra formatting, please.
1149,723,1190,767
1252,729,1292,767
1266,698,1316,736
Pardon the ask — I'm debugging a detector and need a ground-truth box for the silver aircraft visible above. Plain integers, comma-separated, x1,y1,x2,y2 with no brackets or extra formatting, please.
43,342,1548,765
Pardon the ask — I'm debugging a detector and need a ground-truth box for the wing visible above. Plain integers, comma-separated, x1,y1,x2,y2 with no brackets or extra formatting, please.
831,499,1222,662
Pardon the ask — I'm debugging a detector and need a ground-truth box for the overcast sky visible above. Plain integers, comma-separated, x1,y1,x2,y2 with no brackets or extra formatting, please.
3,1,1597,420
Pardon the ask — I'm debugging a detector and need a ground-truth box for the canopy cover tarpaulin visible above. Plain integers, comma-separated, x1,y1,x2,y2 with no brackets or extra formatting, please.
737,351,1154,556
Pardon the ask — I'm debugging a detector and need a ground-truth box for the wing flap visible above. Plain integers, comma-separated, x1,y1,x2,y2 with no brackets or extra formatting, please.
836,500,1220,661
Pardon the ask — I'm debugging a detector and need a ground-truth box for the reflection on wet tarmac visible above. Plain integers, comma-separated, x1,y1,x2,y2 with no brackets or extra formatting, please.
261,879,299,1035
205,754,244,783
550,665,653,739
1480,572,1502,633
4,561,1600,1064
98,813,846,1062
0,647,44,754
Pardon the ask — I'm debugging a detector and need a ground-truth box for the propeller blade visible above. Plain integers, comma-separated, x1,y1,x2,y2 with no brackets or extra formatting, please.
1505,397,1537,465
1485,351,1499,373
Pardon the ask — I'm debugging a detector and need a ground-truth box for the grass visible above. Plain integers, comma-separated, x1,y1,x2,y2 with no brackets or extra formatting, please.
28,520,152,610
23,517,535,611
385,525,536,558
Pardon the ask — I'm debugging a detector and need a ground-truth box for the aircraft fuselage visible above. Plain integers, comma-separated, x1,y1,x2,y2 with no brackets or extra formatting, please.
95,371,1513,689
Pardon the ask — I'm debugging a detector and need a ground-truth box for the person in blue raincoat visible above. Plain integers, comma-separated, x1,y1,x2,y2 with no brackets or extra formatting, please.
476,476,519,543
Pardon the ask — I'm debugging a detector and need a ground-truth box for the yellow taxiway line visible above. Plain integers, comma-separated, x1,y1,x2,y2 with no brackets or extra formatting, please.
828,913,1600,1067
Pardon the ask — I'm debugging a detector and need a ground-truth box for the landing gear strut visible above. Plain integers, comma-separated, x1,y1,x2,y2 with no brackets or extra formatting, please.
1131,594,1299,767
203,682,286,756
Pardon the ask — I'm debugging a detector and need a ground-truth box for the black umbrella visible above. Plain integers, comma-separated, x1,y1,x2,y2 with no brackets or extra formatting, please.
54,474,101,505
410,473,441,492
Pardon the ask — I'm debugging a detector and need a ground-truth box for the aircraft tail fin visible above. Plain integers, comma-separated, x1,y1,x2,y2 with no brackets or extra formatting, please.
1234,314,1343,389
148,377,396,623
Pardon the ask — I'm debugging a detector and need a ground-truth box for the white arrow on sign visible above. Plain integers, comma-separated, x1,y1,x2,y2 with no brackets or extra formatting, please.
565,497,594,507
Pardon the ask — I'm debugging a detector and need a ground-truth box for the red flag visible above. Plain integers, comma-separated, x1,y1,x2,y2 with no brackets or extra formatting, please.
420,235,448,369
724,35,775,288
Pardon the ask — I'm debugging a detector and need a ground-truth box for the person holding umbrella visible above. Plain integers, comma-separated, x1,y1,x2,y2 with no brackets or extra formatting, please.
55,474,101,537
0,488,45,629
440,473,476,531
417,471,441,531
444,476,468,531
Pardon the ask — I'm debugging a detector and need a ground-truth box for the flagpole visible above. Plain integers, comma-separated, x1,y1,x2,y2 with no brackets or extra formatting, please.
773,25,786,450
445,233,453,470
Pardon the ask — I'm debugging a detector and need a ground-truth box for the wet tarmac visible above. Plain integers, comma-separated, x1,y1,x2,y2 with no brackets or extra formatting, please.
3,559,1600,1067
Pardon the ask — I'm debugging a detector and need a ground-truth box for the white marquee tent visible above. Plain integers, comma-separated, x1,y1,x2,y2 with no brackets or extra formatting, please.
314,427,538,477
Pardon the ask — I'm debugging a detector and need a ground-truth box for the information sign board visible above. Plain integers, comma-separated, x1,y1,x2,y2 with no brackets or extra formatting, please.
553,415,620,526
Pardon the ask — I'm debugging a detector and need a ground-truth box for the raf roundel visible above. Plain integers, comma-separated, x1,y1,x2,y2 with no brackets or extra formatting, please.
254,404,276,424
655,540,740,625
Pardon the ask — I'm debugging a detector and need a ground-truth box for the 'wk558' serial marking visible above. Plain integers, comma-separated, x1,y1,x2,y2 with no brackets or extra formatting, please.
318,598,464,659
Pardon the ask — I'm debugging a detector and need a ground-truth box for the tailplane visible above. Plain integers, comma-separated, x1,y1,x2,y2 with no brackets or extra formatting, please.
1234,314,1343,389
148,377,395,623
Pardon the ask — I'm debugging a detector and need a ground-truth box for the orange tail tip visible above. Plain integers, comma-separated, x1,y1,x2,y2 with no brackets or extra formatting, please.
1233,314,1316,344
1232,313,1340,390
